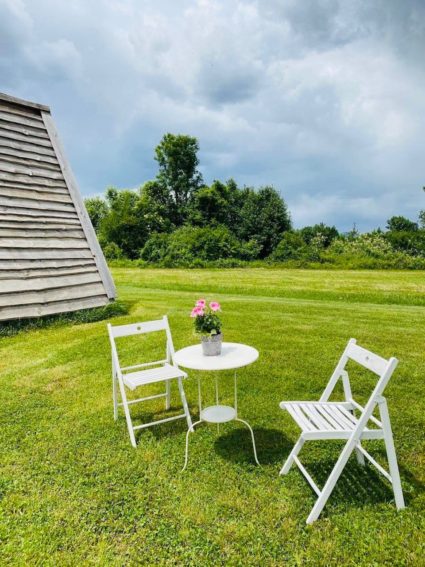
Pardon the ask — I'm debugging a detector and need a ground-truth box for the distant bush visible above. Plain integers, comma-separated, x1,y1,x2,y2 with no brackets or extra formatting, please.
139,233,170,263
300,223,339,247
271,232,308,261
322,233,425,269
102,241,124,260
384,230,425,256
328,233,393,258
140,225,259,266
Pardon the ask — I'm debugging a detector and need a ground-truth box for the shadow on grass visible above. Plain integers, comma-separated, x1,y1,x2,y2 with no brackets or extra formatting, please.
135,412,292,467
283,453,424,510
214,426,292,466
133,406,195,442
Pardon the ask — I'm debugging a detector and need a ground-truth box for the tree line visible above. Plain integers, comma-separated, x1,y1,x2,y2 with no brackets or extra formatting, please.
85,134,425,269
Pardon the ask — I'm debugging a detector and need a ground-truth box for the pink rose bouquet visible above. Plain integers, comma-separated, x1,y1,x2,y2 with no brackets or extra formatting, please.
190,299,222,336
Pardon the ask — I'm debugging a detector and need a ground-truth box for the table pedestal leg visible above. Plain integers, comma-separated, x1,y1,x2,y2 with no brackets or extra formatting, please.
235,418,260,465
182,419,203,472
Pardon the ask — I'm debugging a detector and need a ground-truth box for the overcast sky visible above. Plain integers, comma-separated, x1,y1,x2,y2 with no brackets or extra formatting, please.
1,0,424,230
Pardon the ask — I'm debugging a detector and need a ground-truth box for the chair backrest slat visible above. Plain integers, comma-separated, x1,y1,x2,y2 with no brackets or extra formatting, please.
345,342,388,376
109,318,166,339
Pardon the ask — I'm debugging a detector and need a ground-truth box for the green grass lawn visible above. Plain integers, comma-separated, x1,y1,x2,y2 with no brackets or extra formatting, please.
1,268,424,565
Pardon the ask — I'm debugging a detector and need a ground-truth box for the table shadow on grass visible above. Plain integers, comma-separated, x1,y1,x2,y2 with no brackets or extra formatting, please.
214,426,292,466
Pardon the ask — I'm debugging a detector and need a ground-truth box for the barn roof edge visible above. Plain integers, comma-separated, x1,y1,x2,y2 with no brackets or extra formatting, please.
0,92,51,113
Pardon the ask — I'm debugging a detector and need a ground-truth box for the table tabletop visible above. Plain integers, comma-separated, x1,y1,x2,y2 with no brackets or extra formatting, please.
174,342,259,371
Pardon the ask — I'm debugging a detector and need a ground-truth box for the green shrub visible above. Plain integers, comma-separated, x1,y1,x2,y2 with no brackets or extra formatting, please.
271,232,308,261
300,223,339,247
102,241,124,260
328,233,393,258
384,230,425,256
140,233,171,263
322,233,425,269
140,225,251,266
98,187,148,259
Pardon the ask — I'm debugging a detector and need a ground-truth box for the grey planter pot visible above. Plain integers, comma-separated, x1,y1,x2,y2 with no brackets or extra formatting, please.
201,333,223,356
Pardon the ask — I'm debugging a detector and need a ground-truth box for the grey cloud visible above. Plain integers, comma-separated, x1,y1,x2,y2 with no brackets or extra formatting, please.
197,63,261,105
0,0,424,230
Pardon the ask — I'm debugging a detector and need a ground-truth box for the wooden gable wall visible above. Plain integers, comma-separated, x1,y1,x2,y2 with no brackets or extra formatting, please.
0,93,115,321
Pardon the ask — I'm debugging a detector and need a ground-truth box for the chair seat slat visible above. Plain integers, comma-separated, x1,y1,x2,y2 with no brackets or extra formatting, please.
337,406,359,427
123,363,187,391
316,404,348,430
302,404,333,430
284,401,379,435
285,404,316,431
327,406,358,430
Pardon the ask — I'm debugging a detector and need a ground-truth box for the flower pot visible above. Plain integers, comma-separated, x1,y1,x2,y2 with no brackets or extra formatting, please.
201,333,223,356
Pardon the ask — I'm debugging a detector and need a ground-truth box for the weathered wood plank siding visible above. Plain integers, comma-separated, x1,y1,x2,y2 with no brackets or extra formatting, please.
0,93,116,321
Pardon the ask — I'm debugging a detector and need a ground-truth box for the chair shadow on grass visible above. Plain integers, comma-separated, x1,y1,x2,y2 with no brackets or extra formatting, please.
280,448,424,510
214,425,293,466
132,406,196,442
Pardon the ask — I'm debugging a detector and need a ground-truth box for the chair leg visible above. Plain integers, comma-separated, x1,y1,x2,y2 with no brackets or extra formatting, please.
165,380,171,410
280,435,304,475
355,443,365,466
177,377,193,432
117,379,137,448
112,370,118,421
379,400,405,510
306,441,355,524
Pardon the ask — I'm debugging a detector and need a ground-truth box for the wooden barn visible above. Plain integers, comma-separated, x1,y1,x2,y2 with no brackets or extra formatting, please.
0,92,116,321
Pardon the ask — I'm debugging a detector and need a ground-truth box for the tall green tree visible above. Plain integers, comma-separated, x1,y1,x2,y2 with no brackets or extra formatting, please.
386,216,418,232
84,196,108,231
154,133,203,225
300,223,339,247
189,179,243,230
139,180,174,234
238,186,292,257
99,187,147,259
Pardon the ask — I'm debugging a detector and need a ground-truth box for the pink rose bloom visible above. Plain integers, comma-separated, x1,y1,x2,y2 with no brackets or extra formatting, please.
190,306,204,317
196,299,206,307
209,301,221,311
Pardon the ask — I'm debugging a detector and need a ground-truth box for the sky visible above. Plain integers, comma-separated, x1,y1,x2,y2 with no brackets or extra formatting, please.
1,0,424,231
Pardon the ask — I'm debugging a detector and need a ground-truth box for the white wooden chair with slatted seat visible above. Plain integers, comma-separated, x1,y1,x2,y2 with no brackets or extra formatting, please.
279,338,405,524
107,316,193,447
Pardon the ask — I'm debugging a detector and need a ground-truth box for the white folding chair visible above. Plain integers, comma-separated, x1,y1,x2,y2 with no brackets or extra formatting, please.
279,338,405,523
107,316,193,447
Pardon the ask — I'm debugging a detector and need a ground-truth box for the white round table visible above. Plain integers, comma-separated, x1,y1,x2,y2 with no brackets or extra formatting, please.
174,342,260,470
